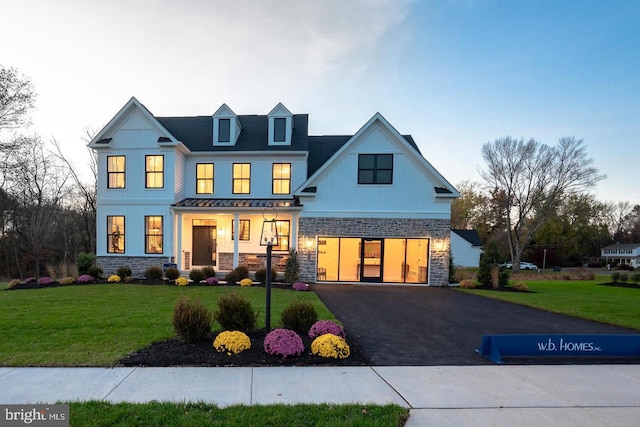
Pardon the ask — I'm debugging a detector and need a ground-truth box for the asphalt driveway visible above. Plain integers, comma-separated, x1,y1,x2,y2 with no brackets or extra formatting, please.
312,284,640,365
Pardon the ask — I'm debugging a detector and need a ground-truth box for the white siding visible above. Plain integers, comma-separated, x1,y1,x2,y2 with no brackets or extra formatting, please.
450,232,482,267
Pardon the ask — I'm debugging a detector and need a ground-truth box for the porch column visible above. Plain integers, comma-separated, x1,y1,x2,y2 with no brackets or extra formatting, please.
290,212,298,250
233,213,240,268
176,211,183,270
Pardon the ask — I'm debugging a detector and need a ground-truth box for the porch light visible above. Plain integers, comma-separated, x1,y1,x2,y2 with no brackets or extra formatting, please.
260,206,278,332
304,236,316,251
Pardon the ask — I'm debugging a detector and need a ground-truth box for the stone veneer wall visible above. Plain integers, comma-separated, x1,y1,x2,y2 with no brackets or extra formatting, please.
297,217,451,286
96,256,170,277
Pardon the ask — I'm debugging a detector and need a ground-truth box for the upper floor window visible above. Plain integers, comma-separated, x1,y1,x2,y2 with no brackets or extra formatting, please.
274,118,286,142
272,163,291,194
196,163,214,194
233,163,251,194
273,220,290,251
107,156,125,188
145,155,164,188
358,154,393,184
107,216,125,253
219,119,231,143
145,216,163,254
232,219,250,241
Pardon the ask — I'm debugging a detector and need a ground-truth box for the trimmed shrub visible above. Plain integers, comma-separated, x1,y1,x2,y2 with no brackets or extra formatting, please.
630,273,640,284
280,300,318,334
173,296,212,343
175,277,189,286
619,273,629,282
165,267,180,280
38,277,54,286
189,268,206,283
107,275,121,283
311,333,350,359
7,279,21,289
255,268,277,283
59,277,75,285
77,252,95,276
284,249,299,284
512,282,530,292
233,265,249,280
308,320,345,339
263,329,305,358
145,265,163,280
116,266,132,280
240,278,253,287
202,266,216,278
292,282,309,291
77,274,93,284
458,279,477,289
206,277,219,286
214,293,258,331
612,272,621,282
224,270,239,285
213,331,251,355
87,265,103,280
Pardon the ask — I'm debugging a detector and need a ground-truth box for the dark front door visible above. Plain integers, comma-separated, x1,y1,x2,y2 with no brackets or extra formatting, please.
193,226,217,266
360,238,383,282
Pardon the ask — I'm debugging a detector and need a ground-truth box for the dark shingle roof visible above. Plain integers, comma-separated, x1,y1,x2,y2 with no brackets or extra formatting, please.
452,229,483,247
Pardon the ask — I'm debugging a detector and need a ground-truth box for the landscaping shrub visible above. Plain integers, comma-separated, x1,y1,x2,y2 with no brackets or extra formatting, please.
205,277,219,285
292,282,309,291
87,265,103,280
631,273,640,283
173,297,212,343
24,277,36,284
7,279,21,289
175,277,189,286
612,272,621,282
145,265,163,280
458,279,476,289
255,268,277,283
164,267,180,280
59,277,75,285
233,265,249,280
619,273,629,283
280,300,318,333
107,275,121,283
214,293,258,331
77,274,93,284
263,328,305,358
240,278,253,287
116,266,132,280
213,331,251,355
308,320,345,339
311,333,350,359
202,266,216,278
224,270,239,285
284,249,299,284
38,277,54,286
189,268,206,283
512,282,530,292
476,240,508,288
77,252,95,276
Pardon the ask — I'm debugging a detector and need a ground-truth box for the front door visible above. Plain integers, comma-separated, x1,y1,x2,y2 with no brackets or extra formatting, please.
360,238,383,282
193,226,217,266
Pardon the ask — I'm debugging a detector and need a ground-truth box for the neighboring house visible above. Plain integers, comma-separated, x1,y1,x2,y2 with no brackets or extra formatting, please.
450,229,483,267
89,97,459,285
600,243,640,268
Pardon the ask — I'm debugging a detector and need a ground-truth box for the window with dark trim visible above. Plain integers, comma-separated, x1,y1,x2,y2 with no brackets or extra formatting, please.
145,216,163,254
273,117,286,142
358,154,393,184
219,119,230,143
273,220,290,251
107,216,125,253
232,163,251,194
107,155,125,188
196,163,214,194
145,155,164,188
232,219,250,241
272,163,291,194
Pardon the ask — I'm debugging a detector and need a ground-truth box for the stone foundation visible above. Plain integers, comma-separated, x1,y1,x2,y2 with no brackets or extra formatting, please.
297,217,451,286
96,256,171,277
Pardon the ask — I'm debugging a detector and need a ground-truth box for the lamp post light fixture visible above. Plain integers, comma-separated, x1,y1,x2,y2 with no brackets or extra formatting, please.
260,206,278,332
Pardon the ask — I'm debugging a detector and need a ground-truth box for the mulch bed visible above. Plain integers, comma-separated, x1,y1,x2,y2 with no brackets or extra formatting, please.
598,281,640,289
117,329,370,367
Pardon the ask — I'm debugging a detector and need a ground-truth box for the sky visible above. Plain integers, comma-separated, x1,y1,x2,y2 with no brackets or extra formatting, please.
2,0,639,205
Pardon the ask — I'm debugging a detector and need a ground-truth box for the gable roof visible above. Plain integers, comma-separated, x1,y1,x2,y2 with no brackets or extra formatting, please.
452,229,483,247
601,243,640,250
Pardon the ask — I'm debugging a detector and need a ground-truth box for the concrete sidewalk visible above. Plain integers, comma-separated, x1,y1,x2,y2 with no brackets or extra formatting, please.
2,365,639,426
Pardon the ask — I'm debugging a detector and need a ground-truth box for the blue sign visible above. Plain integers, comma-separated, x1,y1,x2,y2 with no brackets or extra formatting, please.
477,334,640,364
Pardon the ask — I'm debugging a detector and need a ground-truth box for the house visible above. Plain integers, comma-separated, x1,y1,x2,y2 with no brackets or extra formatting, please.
88,97,459,285
450,229,483,267
600,243,640,268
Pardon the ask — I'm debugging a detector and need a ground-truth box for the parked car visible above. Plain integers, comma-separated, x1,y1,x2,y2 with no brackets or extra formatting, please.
500,262,538,270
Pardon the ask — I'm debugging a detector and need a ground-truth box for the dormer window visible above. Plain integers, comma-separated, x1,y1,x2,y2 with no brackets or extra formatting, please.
268,103,293,146
219,119,230,143
213,104,241,146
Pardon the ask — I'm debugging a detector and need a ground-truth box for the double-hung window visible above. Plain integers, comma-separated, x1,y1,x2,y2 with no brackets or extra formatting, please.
145,216,163,254
273,117,286,142
272,163,291,194
233,163,251,194
273,220,290,251
107,156,125,188
107,216,125,253
358,154,393,184
196,163,214,194
145,155,164,188
232,219,250,241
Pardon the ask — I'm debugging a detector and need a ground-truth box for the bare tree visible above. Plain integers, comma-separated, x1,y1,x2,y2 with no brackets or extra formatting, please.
480,136,605,271
604,200,633,241
0,65,36,134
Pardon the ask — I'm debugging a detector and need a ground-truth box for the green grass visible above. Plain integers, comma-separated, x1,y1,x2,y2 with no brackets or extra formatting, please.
0,284,335,366
69,402,408,427
457,278,640,330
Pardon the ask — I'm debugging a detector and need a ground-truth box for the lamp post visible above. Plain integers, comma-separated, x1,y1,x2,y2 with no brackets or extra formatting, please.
260,207,278,332
543,249,547,270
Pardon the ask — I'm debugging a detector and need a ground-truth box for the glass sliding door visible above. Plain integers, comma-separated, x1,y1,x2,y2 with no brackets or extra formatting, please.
360,239,383,282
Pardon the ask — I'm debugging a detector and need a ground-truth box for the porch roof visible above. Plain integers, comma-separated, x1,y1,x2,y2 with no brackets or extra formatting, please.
172,198,301,209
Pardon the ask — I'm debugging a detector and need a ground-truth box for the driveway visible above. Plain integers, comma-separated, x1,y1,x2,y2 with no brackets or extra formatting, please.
312,284,640,365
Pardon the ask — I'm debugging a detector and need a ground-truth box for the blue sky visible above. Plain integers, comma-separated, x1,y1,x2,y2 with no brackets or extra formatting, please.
2,0,639,204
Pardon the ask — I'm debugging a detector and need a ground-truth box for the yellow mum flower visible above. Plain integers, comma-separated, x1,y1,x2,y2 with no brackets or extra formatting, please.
240,278,253,287
213,331,251,355
175,277,189,286
311,333,350,359
107,275,121,283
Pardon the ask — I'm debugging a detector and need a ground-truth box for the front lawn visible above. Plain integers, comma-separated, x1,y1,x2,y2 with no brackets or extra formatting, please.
0,284,335,366
457,279,640,330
